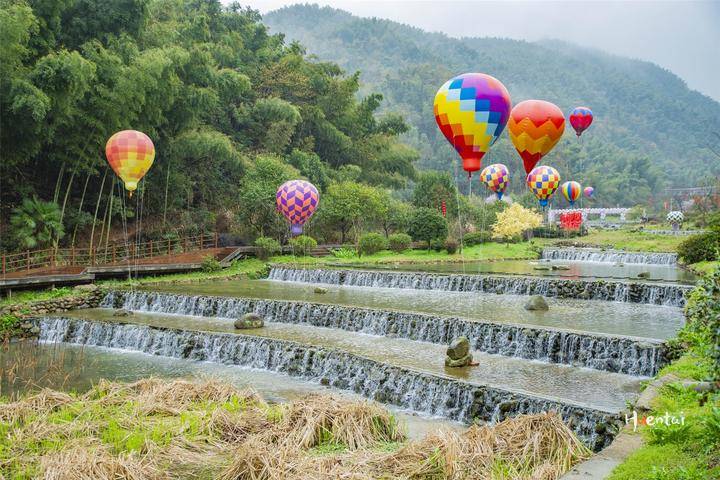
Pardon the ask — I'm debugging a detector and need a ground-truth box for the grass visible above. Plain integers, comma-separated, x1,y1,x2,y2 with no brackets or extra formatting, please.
0,287,75,309
0,377,590,479
571,228,684,252
688,261,720,277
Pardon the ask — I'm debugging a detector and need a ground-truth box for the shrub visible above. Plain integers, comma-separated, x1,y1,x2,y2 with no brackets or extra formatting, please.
677,232,719,264
358,233,388,257
462,231,491,246
445,239,458,254
409,207,448,248
430,238,445,251
331,247,357,259
0,314,19,334
201,255,221,273
388,233,412,253
254,236,281,260
289,235,317,256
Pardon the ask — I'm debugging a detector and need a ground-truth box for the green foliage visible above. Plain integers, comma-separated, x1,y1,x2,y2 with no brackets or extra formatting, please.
444,239,458,254
330,247,357,259
0,314,20,333
677,233,719,264
314,181,387,242
388,233,412,253
409,207,448,248
200,255,221,273
10,197,65,249
681,267,720,382
412,171,457,218
462,231,491,246
254,236,281,260
289,235,317,256
379,198,412,237
358,232,388,256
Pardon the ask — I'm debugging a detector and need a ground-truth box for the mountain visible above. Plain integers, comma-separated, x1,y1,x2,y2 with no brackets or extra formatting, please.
264,4,720,206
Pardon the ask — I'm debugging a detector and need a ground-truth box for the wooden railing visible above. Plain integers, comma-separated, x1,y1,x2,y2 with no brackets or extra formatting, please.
1,233,219,275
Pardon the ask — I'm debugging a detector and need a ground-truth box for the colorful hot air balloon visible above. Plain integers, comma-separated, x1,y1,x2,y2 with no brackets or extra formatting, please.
276,180,319,235
569,107,593,137
480,163,509,200
526,165,561,207
434,73,512,176
583,186,594,198
507,100,565,174
105,130,155,196
561,181,582,206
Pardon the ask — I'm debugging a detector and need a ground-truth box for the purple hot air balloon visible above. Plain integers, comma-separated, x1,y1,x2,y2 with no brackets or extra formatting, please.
276,180,319,235
583,186,594,198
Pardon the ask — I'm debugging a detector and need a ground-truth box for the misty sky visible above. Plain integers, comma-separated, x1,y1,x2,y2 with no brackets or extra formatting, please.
244,0,720,102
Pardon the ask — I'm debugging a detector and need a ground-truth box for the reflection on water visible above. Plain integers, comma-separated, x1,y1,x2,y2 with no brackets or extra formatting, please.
143,279,684,339
0,341,458,439
344,259,698,284
63,309,643,411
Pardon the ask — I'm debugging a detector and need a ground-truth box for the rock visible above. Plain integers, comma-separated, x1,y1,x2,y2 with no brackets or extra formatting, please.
636,373,682,411
615,262,625,267
446,336,470,360
20,322,32,330
74,283,99,292
690,381,715,394
112,309,134,317
533,266,551,271
524,295,549,311
551,265,571,270
637,272,650,279
313,287,328,294
30,326,40,334
445,353,473,368
235,313,264,329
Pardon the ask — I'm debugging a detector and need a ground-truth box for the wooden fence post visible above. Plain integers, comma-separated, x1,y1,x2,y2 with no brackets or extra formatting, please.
26,250,30,271
71,247,75,266
183,238,188,253
91,246,96,266
1,254,5,274
214,232,218,248
149,240,153,258
112,245,116,263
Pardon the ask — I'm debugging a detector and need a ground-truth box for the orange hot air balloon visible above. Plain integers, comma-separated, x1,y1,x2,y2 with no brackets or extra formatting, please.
105,130,155,196
507,100,565,174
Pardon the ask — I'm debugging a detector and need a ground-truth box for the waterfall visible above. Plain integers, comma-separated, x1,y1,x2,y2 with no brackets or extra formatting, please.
542,247,678,265
103,290,666,376
267,267,690,307
37,316,622,451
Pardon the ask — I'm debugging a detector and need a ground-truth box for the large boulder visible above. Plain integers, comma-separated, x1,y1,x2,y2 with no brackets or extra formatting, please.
235,313,264,329
637,272,650,279
445,353,473,368
551,264,570,271
446,336,470,360
113,309,133,317
314,287,328,294
524,295,549,311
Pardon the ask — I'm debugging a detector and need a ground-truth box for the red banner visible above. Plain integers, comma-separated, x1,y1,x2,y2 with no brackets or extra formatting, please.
560,211,582,230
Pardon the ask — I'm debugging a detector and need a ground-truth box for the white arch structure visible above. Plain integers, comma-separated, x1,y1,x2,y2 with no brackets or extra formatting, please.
547,208,631,224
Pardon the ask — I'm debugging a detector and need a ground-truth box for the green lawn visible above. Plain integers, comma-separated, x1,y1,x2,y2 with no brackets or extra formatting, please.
571,228,684,253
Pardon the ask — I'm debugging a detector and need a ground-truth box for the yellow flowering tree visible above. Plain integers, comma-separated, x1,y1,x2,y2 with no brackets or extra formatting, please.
491,203,542,244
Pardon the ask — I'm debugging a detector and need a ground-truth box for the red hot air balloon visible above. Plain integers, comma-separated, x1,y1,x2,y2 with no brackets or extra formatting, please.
569,107,593,137
276,180,319,235
434,73,512,176
507,100,565,175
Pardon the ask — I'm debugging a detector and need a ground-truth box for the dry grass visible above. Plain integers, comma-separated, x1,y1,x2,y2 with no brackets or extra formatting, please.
0,378,591,480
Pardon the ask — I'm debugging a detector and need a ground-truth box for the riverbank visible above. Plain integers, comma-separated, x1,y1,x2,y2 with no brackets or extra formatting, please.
0,377,590,479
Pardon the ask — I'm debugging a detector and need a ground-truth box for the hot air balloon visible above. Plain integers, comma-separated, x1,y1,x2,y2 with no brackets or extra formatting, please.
105,130,156,196
276,180,319,235
526,165,561,208
479,163,509,200
561,181,582,206
569,107,593,137
584,186,594,198
507,100,565,174
434,73,512,176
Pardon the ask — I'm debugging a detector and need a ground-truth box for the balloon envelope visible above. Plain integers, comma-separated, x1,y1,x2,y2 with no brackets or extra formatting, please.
561,181,582,205
583,186,594,198
105,130,155,194
479,163,509,199
508,100,565,174
276,180,319,235
569,107,593,137
434,73,511,174
526,165,561,207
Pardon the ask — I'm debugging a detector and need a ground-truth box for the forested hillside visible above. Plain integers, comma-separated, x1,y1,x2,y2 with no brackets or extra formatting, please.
265,5,720,206
0,0,417,251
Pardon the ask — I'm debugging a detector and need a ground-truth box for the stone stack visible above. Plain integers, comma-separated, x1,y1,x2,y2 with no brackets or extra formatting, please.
445,336,473,367
235,313,264,329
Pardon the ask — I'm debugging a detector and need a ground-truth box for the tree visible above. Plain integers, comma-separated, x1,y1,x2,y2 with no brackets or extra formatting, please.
491,203,542,244
237,156,299,236
379,197,412,237
412,171,458,218
315,181,385,242
408,207,448,248
10,197,65,249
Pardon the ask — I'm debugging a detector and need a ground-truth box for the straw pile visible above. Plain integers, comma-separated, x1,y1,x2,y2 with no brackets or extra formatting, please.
0,378,590,479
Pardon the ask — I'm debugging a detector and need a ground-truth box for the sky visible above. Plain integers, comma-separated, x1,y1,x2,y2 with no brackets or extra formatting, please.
243,0,720,102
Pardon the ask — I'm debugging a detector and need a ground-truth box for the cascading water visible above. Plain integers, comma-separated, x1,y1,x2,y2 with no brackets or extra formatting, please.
267,267,690,307
541,247,678,265
37,315,622,451
103,290,666,376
